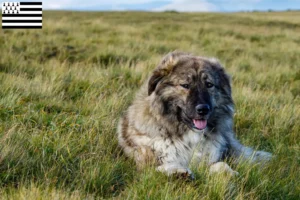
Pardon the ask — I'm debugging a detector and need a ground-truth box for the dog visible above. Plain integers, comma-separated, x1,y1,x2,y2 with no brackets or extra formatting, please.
118,51,272,177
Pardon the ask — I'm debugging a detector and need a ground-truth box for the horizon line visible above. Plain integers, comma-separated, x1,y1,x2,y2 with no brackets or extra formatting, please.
1,9,299,13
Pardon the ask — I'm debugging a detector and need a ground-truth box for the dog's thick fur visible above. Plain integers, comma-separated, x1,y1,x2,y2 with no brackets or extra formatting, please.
118,52,272,176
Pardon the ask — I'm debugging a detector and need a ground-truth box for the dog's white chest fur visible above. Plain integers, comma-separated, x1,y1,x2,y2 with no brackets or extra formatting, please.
150,130,210,170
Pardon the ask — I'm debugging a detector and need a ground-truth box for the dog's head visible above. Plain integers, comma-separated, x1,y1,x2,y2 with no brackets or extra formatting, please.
148,51,234,131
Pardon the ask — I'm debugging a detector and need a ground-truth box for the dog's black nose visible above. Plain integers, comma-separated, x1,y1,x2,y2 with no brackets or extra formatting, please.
196,104,210,115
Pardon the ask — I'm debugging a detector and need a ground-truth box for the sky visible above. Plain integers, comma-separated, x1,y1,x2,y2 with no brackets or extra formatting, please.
1,0,300,12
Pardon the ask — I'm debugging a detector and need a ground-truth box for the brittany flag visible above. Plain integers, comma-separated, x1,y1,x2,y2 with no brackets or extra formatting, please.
2,2,42,29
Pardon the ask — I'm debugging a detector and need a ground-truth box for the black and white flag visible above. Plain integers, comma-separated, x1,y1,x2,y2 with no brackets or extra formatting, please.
2,2,42,29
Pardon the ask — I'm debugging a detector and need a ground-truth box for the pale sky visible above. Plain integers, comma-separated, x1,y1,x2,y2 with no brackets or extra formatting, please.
1,0,300,12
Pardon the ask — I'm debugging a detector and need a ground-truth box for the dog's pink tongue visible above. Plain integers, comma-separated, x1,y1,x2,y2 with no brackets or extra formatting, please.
193,119,207,130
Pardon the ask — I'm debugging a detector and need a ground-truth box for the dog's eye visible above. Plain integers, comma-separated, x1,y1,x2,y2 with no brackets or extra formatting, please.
206,82,214,88
180,84,190,89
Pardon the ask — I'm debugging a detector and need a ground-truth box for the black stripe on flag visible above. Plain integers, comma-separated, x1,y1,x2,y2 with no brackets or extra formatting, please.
20,2,42,5
20,8,42,11
2,26,42,29
2,20,42,23
2,14,42,17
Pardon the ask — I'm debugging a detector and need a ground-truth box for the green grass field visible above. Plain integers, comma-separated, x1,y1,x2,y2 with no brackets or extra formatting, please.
0,11,299,199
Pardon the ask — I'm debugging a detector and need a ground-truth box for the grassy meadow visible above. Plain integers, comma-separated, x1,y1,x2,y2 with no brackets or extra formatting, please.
0,11,300,199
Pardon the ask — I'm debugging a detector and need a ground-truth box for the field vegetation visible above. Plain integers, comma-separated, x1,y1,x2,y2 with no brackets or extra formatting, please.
0,11,299,199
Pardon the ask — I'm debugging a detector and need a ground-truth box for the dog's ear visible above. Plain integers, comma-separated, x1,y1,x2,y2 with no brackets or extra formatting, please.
218,67,232,96
148,70,164,95
148,51,190,95
209,58,232,96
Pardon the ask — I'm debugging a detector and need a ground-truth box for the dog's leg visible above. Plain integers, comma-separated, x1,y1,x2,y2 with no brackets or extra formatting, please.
156,163,194,179
191,134,238,176
209,162,239,176
134,146,156,170
154,141,194,179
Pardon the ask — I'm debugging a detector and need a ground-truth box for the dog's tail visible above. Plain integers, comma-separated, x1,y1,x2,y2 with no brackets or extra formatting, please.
229,136,272,164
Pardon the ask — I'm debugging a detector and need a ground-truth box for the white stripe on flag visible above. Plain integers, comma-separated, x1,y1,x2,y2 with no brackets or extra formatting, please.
19,5,42,8
2,23,42,26
2,17,42,20
19,11,43,14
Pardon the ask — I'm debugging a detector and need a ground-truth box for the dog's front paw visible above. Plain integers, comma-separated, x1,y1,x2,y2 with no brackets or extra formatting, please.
156,164,194,180
209,162,239,176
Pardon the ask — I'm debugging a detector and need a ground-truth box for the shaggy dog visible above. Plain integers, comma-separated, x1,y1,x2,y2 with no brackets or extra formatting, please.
118,51,272,177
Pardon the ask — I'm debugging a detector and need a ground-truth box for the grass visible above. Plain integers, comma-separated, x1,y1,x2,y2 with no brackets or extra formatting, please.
0,11,299,199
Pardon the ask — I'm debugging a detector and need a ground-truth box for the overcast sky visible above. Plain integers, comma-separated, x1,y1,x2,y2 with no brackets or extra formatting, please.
1,0,300,12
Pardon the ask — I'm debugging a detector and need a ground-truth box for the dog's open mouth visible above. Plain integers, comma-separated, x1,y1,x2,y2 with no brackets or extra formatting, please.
193,119,207,130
